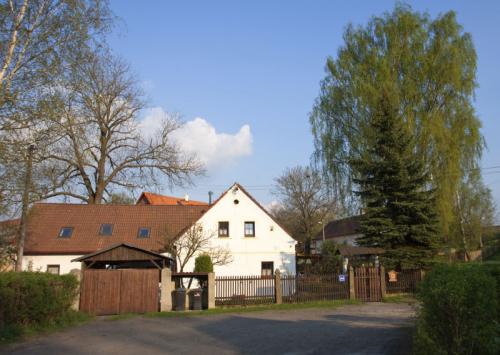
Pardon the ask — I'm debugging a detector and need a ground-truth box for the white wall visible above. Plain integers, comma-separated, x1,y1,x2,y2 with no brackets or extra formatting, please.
181,185,297,276
23,255,83,274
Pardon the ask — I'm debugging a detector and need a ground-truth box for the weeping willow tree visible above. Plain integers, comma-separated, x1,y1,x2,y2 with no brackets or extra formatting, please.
310,4,484,241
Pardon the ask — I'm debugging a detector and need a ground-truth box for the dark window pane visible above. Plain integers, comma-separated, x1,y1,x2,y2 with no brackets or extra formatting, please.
138,227,150,238
100,224,113,236
244,222,255,236
58,227,73,238
261,262,274,277
218,222,229,237
47,265,60,275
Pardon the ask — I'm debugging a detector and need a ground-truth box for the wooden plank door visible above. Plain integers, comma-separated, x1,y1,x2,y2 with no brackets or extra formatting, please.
80,269,120,315
119,269,159,313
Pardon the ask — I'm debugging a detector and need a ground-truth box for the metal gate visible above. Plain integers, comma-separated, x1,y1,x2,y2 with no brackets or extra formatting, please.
80,269,159,315
354,267,381,302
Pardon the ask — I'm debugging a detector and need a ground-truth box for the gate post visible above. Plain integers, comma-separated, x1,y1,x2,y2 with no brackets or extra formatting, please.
70,268,81,311
274,269,282,304
349,266,355,300
207,272,215,309
160,268,174,312
380,266,386,298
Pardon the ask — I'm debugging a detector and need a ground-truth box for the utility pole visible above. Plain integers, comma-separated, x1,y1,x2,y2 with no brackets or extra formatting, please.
15,143,36,272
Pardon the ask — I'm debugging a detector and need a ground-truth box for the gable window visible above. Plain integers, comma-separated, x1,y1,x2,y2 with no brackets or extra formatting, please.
244,221,255,237
261,262,274,278
58,227,73,238
218,222,229,237
47,265,60,275
99,224,113,236
137,227,150,238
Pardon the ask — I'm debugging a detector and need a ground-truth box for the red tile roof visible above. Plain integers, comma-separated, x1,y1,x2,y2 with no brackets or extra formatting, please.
137,192,208,206
24,203,207,255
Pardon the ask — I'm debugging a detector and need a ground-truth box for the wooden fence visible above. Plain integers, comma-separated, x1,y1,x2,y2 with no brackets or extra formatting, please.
216,268,424,306
281,273,349,303
385,269,423,294
215,275,275,306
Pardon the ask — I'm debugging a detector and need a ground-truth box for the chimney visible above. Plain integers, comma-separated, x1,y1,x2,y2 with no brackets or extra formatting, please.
184,194,189,202
208,191,213,205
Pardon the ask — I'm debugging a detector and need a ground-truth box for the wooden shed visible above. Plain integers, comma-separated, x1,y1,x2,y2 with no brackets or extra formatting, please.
72,243,174,270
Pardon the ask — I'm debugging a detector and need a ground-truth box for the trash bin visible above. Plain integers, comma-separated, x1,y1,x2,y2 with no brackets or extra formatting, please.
174,288,186,311
189,288,202,310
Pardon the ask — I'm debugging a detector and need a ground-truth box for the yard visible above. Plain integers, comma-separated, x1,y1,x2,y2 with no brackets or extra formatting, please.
2,302,415,355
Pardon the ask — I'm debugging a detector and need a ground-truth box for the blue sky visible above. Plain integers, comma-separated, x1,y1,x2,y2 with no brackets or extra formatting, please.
109,0,500,211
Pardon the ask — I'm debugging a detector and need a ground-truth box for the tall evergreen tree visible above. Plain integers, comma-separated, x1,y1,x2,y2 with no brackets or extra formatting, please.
352,91,439,269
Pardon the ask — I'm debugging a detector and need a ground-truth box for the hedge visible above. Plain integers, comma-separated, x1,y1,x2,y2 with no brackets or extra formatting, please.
414,264,498,355
0,272,79,333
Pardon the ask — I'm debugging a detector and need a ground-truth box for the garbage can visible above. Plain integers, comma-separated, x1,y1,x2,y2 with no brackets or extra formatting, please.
174,288,186,311
189,288,203,310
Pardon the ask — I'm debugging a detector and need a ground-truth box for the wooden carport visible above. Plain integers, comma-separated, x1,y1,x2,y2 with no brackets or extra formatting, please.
73,243,174,315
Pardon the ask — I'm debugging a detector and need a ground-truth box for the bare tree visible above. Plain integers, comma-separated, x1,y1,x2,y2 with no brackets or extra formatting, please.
272,166,337,253
38,49,203,204
164,223,233,273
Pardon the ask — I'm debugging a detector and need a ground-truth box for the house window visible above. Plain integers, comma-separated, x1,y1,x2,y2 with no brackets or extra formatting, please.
261,262,274,277
244,222,255,237
47,265,60,275
58,227,73,238
218,222,229,237
137,227,150,238
99,224,113,236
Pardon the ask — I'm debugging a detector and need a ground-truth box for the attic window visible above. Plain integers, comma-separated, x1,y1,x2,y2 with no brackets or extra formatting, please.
99,224,113,236
138,227,150,238
58,227,73,238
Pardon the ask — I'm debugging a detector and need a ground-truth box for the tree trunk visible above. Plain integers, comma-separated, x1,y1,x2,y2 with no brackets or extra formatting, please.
15,144,34,271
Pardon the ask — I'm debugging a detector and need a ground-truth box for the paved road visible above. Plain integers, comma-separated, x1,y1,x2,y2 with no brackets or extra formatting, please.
2,303,415,355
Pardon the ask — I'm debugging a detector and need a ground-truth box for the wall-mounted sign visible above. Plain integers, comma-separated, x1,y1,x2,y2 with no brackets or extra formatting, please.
388,270,398,282
338,274,346,282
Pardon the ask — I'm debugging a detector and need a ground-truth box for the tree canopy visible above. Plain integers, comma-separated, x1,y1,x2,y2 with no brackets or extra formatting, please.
310,4,484,239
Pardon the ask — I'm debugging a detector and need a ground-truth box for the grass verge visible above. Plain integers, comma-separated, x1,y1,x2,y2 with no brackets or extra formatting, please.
145,299,360,319
382,294,418,304
0,311,93,346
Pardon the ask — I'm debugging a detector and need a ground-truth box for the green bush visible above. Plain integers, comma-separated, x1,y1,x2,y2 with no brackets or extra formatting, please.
0,272,79,333
414,264,498,355
194,254,213,273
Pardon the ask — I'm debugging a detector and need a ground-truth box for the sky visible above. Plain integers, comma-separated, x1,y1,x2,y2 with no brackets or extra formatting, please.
108,0,500,212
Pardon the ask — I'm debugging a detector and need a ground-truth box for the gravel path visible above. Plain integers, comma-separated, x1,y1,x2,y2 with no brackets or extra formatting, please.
2,302,416,355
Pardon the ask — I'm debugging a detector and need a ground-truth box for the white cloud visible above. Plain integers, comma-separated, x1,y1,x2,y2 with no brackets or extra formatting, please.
139,107,253,169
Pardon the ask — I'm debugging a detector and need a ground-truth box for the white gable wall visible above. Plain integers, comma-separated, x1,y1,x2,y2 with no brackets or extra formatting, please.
181,185,297,276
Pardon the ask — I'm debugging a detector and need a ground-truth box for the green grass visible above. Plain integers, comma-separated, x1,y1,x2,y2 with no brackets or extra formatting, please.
0,311,92,345
382,294,418,304
146,299,360,318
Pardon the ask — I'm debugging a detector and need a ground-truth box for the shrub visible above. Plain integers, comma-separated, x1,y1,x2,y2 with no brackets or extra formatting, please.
414,264,498,355
0,272,79,333
194,254,213,273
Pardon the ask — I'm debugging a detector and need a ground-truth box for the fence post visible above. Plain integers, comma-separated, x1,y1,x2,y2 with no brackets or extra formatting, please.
420,269,425,281
349,266,355,300
380,266,386,298
160,268,174,312
207,272,215,309
274,269,282,304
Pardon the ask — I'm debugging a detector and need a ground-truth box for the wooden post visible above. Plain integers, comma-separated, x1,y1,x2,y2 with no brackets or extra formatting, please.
420,269,426,281
274,269,282,304
160,268,174,312
207,272,215,309
349,266,355,300
380,266,386,298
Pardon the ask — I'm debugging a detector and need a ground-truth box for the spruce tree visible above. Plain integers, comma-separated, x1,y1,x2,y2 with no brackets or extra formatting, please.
352,92,439,269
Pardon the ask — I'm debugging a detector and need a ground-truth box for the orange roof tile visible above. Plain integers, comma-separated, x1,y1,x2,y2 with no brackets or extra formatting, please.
24,203,207,255
137,192,208,206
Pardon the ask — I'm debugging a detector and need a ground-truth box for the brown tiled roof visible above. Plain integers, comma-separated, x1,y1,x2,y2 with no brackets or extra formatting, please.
137,192,208,206
337,245,385,256
314,215,362,240
24,203,207,255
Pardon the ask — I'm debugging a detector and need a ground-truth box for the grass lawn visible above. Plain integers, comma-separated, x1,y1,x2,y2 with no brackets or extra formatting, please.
0,311,93,345
382,294,418,304
105,299,360,321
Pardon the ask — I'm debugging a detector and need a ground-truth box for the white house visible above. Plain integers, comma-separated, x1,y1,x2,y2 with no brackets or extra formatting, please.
19,183,296,276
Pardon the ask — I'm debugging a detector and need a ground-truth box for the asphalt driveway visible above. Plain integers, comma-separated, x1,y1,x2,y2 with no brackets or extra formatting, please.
2,302,416,355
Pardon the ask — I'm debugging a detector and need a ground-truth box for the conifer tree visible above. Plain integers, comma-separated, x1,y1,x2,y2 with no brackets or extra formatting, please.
352,91,439,269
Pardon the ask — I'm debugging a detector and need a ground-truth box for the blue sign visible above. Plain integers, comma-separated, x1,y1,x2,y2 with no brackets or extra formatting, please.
338,274,346,282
